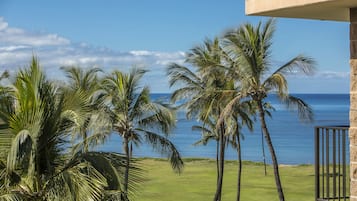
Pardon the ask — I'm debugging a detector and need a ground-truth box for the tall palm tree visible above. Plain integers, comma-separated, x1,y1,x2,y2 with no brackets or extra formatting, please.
0,57,136,201
101,68,183,195
223,19,315,201
168,38,239,201
192,90,254,201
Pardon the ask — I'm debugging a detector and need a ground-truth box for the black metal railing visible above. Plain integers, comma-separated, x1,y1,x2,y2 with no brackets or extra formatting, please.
315,126,349,201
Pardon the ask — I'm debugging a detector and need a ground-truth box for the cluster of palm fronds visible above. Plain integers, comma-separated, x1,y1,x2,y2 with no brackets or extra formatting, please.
167,18,316,201
0,57,182,201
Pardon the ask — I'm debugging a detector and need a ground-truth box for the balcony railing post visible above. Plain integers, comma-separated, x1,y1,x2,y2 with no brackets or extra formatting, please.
315,126,320,200
342,129,347,201
326,128,330,199
333,129,336,199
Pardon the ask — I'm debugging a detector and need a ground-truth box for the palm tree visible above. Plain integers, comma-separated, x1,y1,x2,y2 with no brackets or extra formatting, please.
229,101,254,201
191,87,254,201
0,57,136,200
61,66,111,154
223,19,315,201
192,116,220,182
193,108,253,201
168,38,238,201
101,68,183,195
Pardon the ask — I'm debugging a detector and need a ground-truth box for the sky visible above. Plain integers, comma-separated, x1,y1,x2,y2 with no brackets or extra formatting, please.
0,0,351,93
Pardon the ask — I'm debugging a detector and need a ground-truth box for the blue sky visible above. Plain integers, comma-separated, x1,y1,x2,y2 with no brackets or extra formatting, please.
0,0,350,93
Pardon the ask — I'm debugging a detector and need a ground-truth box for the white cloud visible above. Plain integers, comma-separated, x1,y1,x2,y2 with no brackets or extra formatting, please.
0,18,70,47
0,18,8,30
285,70,350,79
0,17,185,92
0,17,349,93
129,50,152,56
317,71,350,79
285,70,350,94
0,45,30,51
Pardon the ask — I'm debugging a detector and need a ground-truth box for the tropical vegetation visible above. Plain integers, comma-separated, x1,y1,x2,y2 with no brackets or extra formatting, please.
167,38,255,201
222,19,315,201
167,18,315,201
0,19,315,201
0,57,182,201
100,68,183,193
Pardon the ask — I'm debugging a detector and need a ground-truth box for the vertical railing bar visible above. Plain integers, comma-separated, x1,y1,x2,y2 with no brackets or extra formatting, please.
333,129,336,200
338,129,341,201
315,127,320,201
327,128,330,199
322,128,325,198
342,132,346,200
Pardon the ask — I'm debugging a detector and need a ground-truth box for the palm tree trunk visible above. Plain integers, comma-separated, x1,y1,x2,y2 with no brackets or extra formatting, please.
236,133,242,201
216,139,219,185
130,142,133,158
82,117,90,153
28,139,40,192
261,129,267,176
213,129,225,201
257,101,285,201
82,129,88,153
123,136,130,194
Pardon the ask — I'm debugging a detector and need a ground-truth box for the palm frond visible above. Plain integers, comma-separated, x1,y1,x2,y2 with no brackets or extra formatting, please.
138,129,183,173
62,164,106,201
0,192,29,201
192,121,219,146
137,101,176,135
129,86,150,121
60,66,102,94
166,63,202,89
217,94,242,128
6,130,31,172
281,95,314,122
263,72,288,98
193,135,216,146
191,124,213,134
270,55,316,77
0,129,13,161
80,152,142,194
43,152,142,201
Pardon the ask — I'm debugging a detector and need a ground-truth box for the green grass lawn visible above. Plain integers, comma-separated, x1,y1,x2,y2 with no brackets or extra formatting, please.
136,158,316,201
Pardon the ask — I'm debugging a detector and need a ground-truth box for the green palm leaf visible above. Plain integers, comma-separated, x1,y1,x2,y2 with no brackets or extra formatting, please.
137,129,183,173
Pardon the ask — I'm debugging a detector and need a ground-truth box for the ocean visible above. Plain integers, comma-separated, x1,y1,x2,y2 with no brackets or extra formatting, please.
98,94,350,165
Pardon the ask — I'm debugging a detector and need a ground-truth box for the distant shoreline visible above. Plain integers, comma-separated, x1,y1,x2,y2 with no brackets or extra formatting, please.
135,157,311,167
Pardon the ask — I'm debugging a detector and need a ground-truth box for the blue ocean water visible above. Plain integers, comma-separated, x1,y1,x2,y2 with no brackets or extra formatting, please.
98,94,350,165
